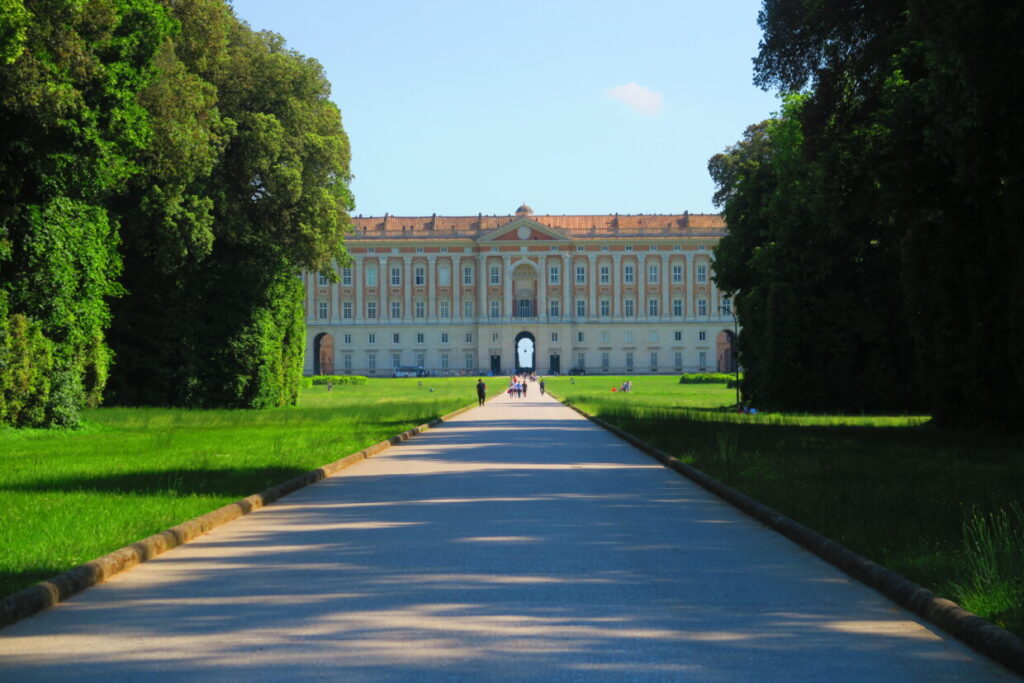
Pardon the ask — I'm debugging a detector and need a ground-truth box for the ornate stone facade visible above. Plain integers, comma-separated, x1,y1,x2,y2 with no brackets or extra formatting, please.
303,206,737,376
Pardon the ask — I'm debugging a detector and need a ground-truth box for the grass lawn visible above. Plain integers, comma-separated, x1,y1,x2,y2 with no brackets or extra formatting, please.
0,377,482,598
546,375,1024,636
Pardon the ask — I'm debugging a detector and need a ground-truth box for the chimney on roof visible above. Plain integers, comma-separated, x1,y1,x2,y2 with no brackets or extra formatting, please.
682,210,689,228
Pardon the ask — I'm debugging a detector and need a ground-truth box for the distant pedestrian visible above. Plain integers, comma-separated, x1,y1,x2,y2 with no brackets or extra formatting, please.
522,381,528,397
539,379,545,396
476,379,486,406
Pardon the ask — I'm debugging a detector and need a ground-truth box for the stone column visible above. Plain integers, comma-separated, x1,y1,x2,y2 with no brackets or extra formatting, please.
685,253,695,320
587,253,597,322
452,257,461,323
561,253,571,320
503,253,513,321
403,255,412,322
661,252,670,321
613,253,622,319
477,253,487,322
427,255,436,322
379,257,388,322
329,261,339,322
538,254,547,321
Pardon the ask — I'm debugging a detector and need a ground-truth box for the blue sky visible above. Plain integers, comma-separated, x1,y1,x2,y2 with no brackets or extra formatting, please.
231,1,779,217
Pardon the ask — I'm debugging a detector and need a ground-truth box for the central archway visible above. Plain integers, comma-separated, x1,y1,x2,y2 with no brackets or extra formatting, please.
514,331,536,373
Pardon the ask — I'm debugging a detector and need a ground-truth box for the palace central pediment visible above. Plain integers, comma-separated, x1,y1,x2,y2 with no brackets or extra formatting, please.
477,217,570,243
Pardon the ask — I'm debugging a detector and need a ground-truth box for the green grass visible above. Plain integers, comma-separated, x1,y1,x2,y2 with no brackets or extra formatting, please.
546,375,1024,636
0,378,481,598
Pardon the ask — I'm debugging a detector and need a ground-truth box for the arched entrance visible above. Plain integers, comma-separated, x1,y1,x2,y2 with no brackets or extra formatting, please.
313,332,334,375
716,329,737,373
514,331,536,373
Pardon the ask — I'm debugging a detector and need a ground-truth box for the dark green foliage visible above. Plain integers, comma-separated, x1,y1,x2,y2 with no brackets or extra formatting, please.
678,373,737,384
301,375,368,388
0,0,173,426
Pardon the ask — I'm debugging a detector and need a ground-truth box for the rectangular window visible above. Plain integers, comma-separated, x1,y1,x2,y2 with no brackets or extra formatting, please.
698,330,707,342
650,352,658,372
416,352,425,367
441,332,449,344
674,330,682,341
601,352,610,371
517,299,533,317
416,333,424,344
551,332,559,342
600,330,610,342
366,267,378,287
673,299,683,317
393,333,400,344
674,351,683,370
626,351,634,370
600,265,610,284
600,299,610,316
624,298,635,317
489,300,500,318
625,330,634,343
721,297,732,315
576,299,585,317
439,300,450,318
344,333,352,344
549,299,560,317
698,298,708,316
465,332,473,343
368,354,376,371
492,333,499,343
439,266,450,286
367,301,377,319
463,266,473,285
342,268,352,285
575,265,585,284
549,265,560,284
414,266,424,285
318,302,328,319
391,267,401,286
577,352,585,369
441,353,449,370
625,245,634,252
697,264,708,284
318,272,329,286
463,300,474,318
368,333,376,344
648,265,659,284
672,264,682,283
648,298,659,316
392,354,401,369
342,301,353,319
415,301,425,318
343,354,352,372
577,331,584,343
698,350,707,371
489,265,499,285
624,264,635,284
465,353,473,369
391,301,401,318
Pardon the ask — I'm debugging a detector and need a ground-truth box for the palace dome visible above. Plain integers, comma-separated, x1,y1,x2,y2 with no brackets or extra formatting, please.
515,203,534,216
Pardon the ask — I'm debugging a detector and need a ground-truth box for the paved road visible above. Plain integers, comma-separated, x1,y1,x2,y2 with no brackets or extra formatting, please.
0,390,1015,681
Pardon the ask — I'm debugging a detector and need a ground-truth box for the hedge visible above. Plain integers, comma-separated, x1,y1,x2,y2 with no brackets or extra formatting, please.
679,372,741,384
300,375,368,388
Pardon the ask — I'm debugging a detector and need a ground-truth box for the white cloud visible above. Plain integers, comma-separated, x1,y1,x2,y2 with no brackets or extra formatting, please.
605,82,664,116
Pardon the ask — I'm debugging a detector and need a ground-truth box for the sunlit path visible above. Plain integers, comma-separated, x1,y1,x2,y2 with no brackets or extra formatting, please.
0,389,1013,681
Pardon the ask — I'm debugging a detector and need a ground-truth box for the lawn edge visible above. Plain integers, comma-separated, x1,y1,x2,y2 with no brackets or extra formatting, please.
0,396,486,631
558,399,1024,677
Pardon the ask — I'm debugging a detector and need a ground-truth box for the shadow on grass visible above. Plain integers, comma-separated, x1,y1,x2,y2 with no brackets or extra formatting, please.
0,467,310,498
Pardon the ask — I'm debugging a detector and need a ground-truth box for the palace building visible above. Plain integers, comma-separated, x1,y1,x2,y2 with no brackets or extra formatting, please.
302,204,737,376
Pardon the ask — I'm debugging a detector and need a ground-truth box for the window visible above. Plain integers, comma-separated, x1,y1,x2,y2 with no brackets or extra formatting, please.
489,265,500,285
414,266,425,285
549,265,560,284
368,354,376,371
625,330,634,343
415,301,425,318
673,299,683,316
390,301,401,318
440,247,449,253
344,354,352,372
698,244,707,251
367,247,376,253
318,302,328,319
649,245,658,251
416,352,425,367
601,245,609,252
601,352,610,371
465,332,473,343
439,300,450,318
674,244,682,251
600,299,610,316
625,245,634,252
624,264,635,284
698,330,707,342
392,354,401,369
698,298,708,316
391,267,401,286
648,298,659,316
576,299,585,317
674,351,683,370
343,301,353,319
577,352,585,369
648,331,659,343
415,247,424,253
674,330,682,341
441,353,449,369
626,351,634,370
698,350,707,370
672,264,682,283
600,265,609,284
465,353,474,369
441,332,449,344
721,297,732,315
549,299,560,317
416,333,424,344
463,300,474,318
392,333,400,344
342,268,352,285
624,298,635,317
489,300,500,318
577,331,584,343
551,332,559,342
368,333,376,344
439,265,450,286
576,245,585,252
492,333,499,343
517,299,533,317
600,330,609,342
318,272,329,286
366,267,378,286
344,333,352,344
367,301,377,319
575,265,585,284
463,266,473,285
650,352,658,371
648,264,659,284
697,264,708,284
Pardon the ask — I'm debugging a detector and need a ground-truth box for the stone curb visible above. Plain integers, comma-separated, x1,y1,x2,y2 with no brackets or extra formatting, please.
559,400,1024,677
0,395,488,631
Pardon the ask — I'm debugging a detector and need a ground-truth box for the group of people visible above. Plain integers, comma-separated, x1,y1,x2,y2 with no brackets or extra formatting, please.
507,374,531,398
475,373,549,406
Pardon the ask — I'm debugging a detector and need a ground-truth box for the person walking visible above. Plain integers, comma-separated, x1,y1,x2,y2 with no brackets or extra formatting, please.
539,378,545,396
476,378,486,406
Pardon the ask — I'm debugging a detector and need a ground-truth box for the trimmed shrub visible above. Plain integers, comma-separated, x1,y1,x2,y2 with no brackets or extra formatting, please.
679,373,739,384
301,375,368,388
